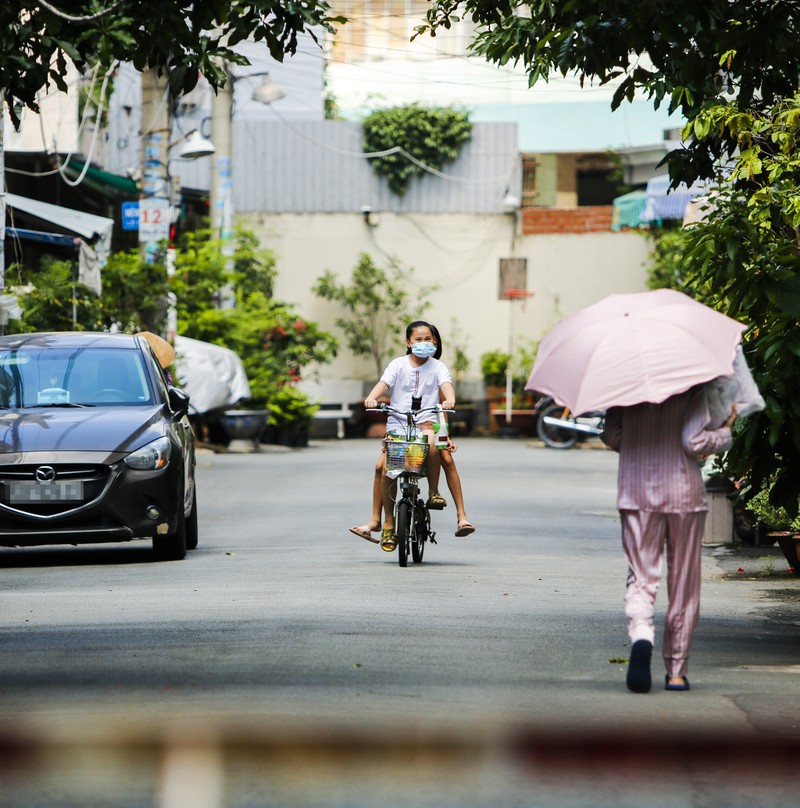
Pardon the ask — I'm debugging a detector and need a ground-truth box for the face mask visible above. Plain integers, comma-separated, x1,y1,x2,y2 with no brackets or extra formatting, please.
411,341,437,358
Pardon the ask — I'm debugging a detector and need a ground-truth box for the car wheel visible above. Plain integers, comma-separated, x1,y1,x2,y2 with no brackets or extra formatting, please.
153,509,187,561
185,489,199,550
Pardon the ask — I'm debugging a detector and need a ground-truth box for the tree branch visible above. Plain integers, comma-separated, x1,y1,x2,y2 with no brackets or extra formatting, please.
34,0,130,24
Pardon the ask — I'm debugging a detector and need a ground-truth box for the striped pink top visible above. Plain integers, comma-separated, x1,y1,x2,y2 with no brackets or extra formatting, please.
602,388,732,513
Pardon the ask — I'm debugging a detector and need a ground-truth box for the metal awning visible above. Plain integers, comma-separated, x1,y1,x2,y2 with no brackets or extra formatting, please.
5,193,114,241
639,175,704,223
611,190,647,230
611,177,706,230
6,227,80,249
58,157,139,201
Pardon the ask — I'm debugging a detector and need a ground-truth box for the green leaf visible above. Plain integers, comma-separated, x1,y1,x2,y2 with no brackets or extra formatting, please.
765,277,800,318
362,105,471,195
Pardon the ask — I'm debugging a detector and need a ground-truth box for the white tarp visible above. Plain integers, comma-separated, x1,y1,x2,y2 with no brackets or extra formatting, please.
0,294,23,326
5,193,113,284
5,192,114,241
173,336,251,415
704,345,765,428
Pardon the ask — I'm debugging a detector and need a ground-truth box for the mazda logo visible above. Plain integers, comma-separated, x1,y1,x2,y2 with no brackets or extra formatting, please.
35,466,56,482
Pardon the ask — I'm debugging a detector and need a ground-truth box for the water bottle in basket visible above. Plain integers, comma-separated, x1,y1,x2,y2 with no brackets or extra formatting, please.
434,406,449,450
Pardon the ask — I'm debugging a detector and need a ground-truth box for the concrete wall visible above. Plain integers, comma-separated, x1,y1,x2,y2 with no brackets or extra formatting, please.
240,210,650,388
4,64,80,155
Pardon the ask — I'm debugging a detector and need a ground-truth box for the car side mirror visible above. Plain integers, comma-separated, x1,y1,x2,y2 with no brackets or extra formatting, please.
167,386,191,417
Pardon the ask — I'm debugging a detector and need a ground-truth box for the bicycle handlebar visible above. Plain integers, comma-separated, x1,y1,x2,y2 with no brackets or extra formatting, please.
365,403,455,417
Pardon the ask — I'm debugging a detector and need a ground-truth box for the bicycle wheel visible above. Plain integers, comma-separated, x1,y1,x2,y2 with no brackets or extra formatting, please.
396,499,411,567
536,402,579,449
412,500,428,564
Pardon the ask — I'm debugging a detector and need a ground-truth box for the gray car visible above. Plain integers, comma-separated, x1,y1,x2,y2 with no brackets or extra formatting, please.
0,332,197,560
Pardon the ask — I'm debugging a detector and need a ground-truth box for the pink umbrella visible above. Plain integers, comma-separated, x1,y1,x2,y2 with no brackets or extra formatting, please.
525,289,747,415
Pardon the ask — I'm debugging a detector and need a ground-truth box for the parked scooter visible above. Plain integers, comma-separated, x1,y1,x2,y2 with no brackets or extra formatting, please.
535,397,605,449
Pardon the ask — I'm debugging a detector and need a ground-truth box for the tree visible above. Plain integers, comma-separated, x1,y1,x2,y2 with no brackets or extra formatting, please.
7,258,101,331
417,1,800,185
675,94,800,514
7,250,170,333
170,230,230,318
1,1,344,126
313,253,437,378
8,228,339,427
645,228,691,292
100,250,170,331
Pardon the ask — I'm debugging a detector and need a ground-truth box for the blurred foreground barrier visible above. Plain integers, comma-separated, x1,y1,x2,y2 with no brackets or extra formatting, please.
2,722,800,806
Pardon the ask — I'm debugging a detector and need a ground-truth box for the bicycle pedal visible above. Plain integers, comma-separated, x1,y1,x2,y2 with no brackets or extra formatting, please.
430,532,437,544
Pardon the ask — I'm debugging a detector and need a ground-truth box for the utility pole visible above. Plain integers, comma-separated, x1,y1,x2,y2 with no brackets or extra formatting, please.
1,91,7,336
1,89,6,298
139,68,171,263
209,65,235,307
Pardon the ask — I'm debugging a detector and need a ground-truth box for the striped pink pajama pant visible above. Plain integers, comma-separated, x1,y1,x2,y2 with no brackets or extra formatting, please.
620,509,706,679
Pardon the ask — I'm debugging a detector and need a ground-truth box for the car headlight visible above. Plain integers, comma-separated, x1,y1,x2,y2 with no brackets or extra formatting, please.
124,437,172,470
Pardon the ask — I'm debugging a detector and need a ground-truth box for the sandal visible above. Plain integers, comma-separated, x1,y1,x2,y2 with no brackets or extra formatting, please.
455,520,475,537
350,525,380,544
380,528,397,552
426,492,447,510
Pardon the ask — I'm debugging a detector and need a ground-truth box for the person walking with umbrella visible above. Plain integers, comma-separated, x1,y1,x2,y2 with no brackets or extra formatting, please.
526,289,748,693
601,391,736,693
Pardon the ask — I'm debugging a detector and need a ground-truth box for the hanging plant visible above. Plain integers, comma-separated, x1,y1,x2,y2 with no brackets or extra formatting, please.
362,104,472,195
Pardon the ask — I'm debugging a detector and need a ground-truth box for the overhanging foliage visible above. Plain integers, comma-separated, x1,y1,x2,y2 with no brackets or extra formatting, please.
648,94,800,512
416,0,800,186
0,1,345,126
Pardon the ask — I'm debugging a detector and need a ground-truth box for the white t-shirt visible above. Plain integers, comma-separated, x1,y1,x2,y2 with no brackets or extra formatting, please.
380,355,452,432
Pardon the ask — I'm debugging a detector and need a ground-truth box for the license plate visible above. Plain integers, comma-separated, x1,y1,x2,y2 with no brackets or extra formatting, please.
8,480,84,504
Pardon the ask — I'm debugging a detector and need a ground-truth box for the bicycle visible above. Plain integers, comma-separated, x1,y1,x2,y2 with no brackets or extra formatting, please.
368,403,445,567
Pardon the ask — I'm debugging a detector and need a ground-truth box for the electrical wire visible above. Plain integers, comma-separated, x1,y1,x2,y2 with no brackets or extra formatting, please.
260,104,518,186
42,61,119,187
33,61,101,179
320,9,633,97
395,211,511,287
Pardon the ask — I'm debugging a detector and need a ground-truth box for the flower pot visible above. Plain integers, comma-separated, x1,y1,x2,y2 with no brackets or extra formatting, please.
219,409,268,451
752,523,776,547
278,428,309,448
774,533,800,572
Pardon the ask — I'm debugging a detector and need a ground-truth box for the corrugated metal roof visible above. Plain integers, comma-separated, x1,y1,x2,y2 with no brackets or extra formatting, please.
171,120,521,215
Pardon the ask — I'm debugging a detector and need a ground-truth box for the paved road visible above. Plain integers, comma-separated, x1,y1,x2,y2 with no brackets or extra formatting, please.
1,437,799,806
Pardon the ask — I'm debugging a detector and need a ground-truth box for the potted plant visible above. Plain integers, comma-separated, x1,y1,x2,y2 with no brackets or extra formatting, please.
479,350,509,434
480,343,539,435
480,350,509,394
513,339,539,401
267,385,318,447
744,483,800,570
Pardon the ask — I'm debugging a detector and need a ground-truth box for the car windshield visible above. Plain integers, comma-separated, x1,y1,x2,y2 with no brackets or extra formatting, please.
0,347,154,408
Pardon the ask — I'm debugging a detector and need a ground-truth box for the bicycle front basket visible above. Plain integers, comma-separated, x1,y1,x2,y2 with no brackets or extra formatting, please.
385,439,429,478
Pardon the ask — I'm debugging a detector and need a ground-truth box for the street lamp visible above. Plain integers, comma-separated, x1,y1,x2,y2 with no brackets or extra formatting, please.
175,130,216,160
251,74,285,105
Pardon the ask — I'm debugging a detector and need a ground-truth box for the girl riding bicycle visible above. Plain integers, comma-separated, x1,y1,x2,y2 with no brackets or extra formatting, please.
364,320,452,550
351,324,475,545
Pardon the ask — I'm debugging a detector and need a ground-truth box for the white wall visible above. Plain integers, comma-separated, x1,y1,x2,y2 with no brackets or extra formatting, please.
241,211,650,387
3,64,80,154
